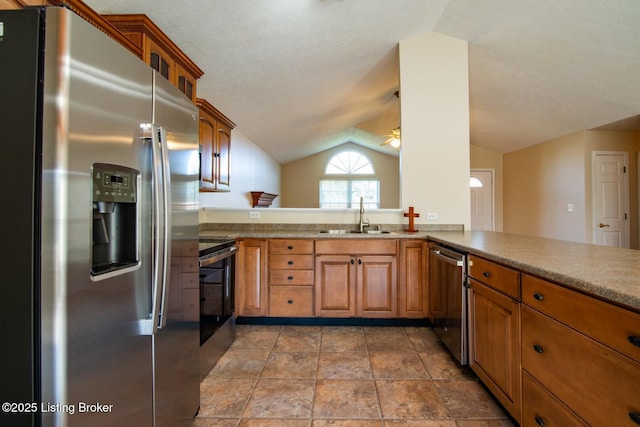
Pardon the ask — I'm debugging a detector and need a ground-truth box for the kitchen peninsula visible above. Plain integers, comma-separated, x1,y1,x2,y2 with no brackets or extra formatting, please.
201,226,640,426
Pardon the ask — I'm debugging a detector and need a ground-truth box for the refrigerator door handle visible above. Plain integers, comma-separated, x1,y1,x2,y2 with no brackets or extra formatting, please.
156,125,172,330
146,124,166,335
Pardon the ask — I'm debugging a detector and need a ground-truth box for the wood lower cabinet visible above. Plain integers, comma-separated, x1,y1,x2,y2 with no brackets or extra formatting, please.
467,255,522,423
357,255,397,317
233,237,424,320
315,254,397,318
399,240,428,318
235,239,267,316
268,239,314,317
468,278,521,423
314,255,356,317
521,371,587,427
521,274,640,427
315,239,398,318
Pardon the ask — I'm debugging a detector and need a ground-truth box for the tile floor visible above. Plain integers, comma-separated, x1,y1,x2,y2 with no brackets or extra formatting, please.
196,325,515,427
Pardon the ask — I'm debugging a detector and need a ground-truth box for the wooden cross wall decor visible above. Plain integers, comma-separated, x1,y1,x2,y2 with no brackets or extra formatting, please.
404,206,420,232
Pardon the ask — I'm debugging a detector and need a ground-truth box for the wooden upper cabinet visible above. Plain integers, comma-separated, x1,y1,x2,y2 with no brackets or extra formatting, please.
102,14,204,102
3,1,143,57
1,0,46,9
197,98,235,192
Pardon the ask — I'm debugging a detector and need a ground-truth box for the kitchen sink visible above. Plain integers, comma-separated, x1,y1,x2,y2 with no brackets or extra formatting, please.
318,229,392,234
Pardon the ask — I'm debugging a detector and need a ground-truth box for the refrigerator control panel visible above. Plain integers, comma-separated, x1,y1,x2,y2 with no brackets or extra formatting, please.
92,164,138,203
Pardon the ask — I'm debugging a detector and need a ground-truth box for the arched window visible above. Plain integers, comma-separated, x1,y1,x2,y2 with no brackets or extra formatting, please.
470,177,483,187
325,151,374,174
320,150,379,209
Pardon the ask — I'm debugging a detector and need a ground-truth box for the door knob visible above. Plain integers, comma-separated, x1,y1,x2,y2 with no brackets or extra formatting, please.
599,223,610,228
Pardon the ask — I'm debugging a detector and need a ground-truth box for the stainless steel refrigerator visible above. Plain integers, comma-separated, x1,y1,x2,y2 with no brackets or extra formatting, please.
0,7,200,427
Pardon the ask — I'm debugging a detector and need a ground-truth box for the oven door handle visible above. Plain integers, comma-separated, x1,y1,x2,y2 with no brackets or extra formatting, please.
199,245,238,267
433,249,465,267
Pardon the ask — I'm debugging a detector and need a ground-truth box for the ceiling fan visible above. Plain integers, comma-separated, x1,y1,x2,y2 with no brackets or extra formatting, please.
379,90,400,149
380,127,401,148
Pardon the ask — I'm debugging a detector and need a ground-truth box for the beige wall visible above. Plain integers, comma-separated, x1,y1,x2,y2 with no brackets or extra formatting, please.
470,144,504,231
280,142,399,208
504,130,639,248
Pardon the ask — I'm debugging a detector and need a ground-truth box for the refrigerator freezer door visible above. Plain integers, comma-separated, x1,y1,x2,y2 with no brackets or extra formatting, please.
38,9,156,426
152,73,200,427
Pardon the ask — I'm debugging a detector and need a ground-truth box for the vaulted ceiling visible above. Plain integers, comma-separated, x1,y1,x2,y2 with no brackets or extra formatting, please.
85,0,640,164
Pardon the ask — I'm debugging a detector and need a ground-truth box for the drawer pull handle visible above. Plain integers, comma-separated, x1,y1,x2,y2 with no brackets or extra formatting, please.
533,292,544,301
288,245,294,250
288,276,294,280
287,299,294,304
533,344,544,353
630,412,640,425
483,272,491,278
534,415,545,426
628,336,640,348
288,261,294,265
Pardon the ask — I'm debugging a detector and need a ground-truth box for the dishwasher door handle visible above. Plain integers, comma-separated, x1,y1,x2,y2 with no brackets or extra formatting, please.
433,249,465,267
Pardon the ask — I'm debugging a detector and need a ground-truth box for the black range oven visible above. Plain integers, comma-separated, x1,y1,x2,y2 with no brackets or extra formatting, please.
199,238,237,378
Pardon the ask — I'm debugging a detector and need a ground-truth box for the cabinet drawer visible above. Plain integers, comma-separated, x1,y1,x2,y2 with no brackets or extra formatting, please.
522,371,587,427
468,255,520,299
270,270,314,285
270,239,314,254
269,254,314,269
522,305,640,427
315,239,397,255
522,274,640,363
269,286,313,317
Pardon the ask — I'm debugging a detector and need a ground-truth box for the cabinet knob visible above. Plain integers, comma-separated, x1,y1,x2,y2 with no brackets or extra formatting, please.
288,276,294,280
533,344,544,354
483,271,491,278
533,292,545,301
351,259,355,265
358,259,362,265
630,412,640,425
628,336,640,348
287,245,294,250
287,299,294,304
288,260,294,265
534,415,546,426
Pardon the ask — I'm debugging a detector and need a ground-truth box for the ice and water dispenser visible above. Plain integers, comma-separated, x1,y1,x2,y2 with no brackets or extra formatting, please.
91,163,139,277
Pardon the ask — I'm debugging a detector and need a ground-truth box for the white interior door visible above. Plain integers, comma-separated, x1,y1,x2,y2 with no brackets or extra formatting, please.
592,151,630,248
470,169,494,231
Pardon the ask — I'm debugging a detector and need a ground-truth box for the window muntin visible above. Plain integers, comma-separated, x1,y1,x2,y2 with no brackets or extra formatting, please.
320,150,379,208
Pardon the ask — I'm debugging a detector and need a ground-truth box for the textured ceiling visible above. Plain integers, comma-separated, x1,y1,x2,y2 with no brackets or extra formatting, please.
84,0,640,164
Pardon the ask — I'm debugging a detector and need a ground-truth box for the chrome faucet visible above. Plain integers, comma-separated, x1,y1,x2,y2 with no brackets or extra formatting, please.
358,196,370,233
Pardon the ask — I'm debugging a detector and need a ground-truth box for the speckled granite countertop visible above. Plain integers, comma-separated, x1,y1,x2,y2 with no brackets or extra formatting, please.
200,226,640,312
427,231,640,312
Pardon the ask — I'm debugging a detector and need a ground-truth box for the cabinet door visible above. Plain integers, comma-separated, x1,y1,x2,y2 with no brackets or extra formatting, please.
468,278,522,423
399,240,427,318
236,239,267,316
147,39,173,82
176,63,196,102
215,121,232,191
315,255,356,317
198,115,215,191
357,256,397,318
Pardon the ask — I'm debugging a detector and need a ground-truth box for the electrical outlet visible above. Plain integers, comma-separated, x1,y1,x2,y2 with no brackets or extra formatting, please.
249,211,260,219
427,212,438,220
567,203,575,212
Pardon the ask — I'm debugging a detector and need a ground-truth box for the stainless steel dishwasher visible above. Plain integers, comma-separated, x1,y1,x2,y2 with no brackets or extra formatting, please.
429,243,468,364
